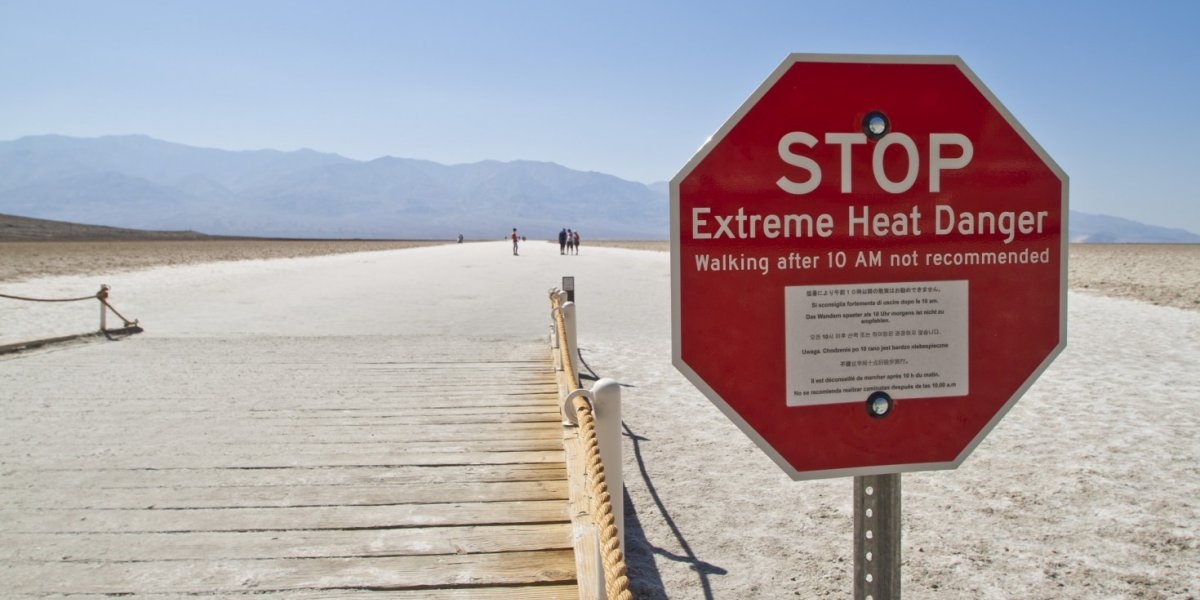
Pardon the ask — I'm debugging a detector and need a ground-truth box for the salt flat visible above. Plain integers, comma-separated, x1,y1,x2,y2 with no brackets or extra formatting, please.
2,240,1198,598
1,241,582,597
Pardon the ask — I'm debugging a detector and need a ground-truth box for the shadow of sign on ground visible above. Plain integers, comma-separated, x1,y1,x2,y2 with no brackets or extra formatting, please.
621,422,727,600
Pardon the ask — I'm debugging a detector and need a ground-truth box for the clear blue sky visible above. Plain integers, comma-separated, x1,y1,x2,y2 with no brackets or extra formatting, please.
2,1,1198,233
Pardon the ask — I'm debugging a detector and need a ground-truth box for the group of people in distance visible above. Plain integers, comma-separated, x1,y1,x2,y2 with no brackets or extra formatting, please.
506,227,581,256
558,228,580,255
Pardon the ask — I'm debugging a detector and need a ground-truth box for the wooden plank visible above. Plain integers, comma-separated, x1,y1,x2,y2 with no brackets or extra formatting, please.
0,336,577,596
0,422,567,446
1,499,568,533
5,479,569,509
2,438,567,458
0,419,564,443
2,402,564,423
3,405,561,419
6,449,566,470
2,399,564,420
2,389,560,409
3,549,577,595
25,586,582,600
1,523,572,561
258,412,562,425
5,396,555,411
0,432,565,455
0,463,566,490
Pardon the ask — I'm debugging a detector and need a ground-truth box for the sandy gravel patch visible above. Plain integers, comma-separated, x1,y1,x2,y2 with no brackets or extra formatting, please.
0,240,450,283
1067,244,1199,311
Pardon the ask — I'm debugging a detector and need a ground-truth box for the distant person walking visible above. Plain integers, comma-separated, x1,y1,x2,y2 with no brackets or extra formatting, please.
566,229,575,255
572,230,580,255
511,228,519,256
558,228,568,255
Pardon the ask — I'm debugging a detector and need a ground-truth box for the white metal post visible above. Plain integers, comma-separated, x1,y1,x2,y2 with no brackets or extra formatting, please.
562,301,578,382
591,377,624,552
98,284,108,331
562,276,575,302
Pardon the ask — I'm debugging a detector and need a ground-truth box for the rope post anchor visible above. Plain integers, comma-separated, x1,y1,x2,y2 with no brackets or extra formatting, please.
562,389,591,427
97,285,110,331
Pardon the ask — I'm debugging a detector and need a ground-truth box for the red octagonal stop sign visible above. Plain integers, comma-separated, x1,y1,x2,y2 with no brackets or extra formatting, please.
671,54,1067,480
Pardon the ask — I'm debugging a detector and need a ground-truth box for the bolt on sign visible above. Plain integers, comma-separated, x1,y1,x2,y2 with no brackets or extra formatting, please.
671,54,1068,480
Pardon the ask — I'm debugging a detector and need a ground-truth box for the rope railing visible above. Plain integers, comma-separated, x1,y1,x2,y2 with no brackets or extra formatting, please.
0,285,142,354
550,289,632,600
0,293,97,302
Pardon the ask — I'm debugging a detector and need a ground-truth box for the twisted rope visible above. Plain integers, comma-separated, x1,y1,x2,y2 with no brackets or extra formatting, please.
551,291,632,600
0,292,97,303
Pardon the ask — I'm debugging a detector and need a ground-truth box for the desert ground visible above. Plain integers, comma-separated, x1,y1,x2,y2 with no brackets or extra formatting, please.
1,238,1197,598
6,240,1198,314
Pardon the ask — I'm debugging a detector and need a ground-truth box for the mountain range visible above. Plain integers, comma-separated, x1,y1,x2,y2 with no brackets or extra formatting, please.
0,135,665,240
1,134,1196,243
1067,211,1200,243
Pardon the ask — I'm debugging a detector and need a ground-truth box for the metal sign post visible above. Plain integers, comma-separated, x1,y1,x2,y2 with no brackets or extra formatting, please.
855,474,900,599
562,276,575,302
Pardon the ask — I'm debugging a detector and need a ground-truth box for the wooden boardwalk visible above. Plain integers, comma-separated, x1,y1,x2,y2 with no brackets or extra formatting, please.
0,335,579,598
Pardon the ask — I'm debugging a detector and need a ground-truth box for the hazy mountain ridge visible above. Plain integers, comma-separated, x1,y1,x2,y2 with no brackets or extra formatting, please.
0,135,666,239
1069,211,1200,243
0,135,1193,242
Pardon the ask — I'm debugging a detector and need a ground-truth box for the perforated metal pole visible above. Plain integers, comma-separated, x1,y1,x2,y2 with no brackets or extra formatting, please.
855,474,900,600
562,276,575,302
